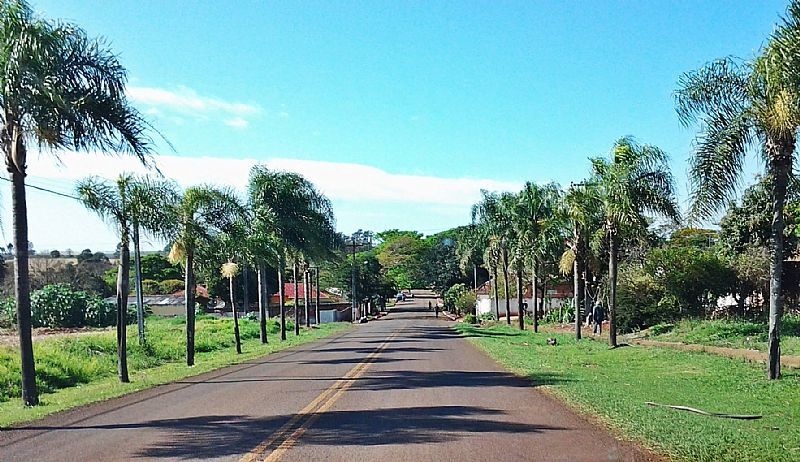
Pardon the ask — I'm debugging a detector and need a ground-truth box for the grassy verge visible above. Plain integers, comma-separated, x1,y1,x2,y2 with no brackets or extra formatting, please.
642,316,800,356
0,316,351,427
454,322,800,462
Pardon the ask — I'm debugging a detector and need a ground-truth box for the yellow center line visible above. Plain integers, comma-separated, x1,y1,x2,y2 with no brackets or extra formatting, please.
239,328,403,462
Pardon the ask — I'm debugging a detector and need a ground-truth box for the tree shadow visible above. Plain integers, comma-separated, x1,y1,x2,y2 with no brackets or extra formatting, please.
10,406,568,459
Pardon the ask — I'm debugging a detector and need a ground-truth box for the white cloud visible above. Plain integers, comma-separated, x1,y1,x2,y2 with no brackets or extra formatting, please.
128,85,261,127
224,117,249,129
28,151,520,208
6,151,524,249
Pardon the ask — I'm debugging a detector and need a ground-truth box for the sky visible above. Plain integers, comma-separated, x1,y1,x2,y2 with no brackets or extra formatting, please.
0,0,789,252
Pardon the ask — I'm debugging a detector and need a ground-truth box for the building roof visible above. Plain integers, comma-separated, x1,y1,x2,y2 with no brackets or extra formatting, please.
276,283,336,301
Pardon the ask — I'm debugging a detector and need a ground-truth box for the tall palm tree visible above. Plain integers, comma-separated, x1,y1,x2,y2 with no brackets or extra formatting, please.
675,4,800,378
221,262,242,354
561,183,601,340
248,166,336,340
510,182,562,332
128,177,179,345
592,137,679,347
168,186,243,366
472,190,514,324
76,175,142,383
1,0,155,406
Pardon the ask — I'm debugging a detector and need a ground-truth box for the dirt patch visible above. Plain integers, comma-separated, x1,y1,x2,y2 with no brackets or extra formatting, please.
0,326,113,348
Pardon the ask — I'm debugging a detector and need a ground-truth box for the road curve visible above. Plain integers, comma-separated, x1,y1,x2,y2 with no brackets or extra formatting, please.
1,296,658,461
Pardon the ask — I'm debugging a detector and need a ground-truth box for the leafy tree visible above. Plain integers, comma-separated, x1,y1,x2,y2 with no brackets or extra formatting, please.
1,0,155,405
49,250,60,258
675,2,800,378
591,137,679,347
375,230,427,289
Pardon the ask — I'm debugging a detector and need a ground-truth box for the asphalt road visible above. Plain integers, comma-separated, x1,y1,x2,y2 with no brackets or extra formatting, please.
1,295,657,461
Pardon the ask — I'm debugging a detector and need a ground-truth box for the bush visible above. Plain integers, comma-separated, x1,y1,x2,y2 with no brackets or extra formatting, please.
141,279,160,295
455,291,476,316
159,279,184,294
463,314,477,324
0,284,117,328
479,312,496,322
444,283,469,314
0,298,14,328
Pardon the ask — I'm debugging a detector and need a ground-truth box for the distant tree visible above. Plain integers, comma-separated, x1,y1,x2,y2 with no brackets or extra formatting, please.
77,249,94,262
49,250,61,258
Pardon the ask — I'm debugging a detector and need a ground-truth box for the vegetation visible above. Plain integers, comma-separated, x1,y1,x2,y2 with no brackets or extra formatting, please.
644,316,800,356
455,322,800,462
0,284,117,329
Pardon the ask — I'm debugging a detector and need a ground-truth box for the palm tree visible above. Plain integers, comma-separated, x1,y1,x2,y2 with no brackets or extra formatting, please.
76,175,141,383
472,190,514,324
675,4,800,378
591,137,679,347
561,183,601,340
248,166,336,340
483,238,502,320
510,182,562,332
221,262,242,354
128,177,179,345
1,0,155,406
168,186,244,366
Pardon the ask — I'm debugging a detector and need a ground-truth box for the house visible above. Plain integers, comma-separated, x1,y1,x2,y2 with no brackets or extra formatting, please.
105,285,210,317
269,283,340,306
475,280,573,317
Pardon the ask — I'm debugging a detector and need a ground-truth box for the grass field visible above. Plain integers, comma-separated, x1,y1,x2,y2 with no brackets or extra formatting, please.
0,316,351,427
454,322,800,462
641,316,800,356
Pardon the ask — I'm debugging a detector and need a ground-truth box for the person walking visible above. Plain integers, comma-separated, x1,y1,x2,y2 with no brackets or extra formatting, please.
428,301,432,311
435,302,439,318
592,301,605,336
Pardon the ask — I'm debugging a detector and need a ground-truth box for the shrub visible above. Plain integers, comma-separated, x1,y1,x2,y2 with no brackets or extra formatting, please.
159,279,184,294
1,284,116,328
463,314,477,324
479,312,496,322
0,298,14,328
455,291,477,316
141,279,160,295
444,283,469,314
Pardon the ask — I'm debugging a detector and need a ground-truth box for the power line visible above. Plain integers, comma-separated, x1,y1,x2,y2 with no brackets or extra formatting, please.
0,177,81,201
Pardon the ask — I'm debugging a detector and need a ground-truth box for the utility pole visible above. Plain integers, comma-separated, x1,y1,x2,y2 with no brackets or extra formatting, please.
345,238,358,322
313,266,320,324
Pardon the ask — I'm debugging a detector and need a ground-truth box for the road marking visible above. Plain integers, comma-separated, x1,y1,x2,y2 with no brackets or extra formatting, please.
239,328,402,462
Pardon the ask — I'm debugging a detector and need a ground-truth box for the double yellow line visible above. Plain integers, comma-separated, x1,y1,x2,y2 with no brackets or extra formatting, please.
239,328,402,462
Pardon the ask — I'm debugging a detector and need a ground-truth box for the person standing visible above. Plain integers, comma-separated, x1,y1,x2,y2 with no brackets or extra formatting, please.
592,301,605,336
435,302,439,318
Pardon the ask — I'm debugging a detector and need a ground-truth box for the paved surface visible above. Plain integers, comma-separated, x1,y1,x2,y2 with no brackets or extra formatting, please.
0,295,658,461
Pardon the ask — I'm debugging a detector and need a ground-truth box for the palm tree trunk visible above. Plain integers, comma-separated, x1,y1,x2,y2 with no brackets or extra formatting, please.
279,257,286,341
531,258,538,333
502,247,511,325
574,228,584,341
257,263,268,343
230,275,242,354
516,266,524,330
303,268,310,327
242,265,250,320
608,227,618,348
185,246,196,366
315,269,320,325
489,266,498,320
767,142,793,379
116,230,131,382
132,223,146,345
10,159,38,406
293,260,300,336
540,279,547,322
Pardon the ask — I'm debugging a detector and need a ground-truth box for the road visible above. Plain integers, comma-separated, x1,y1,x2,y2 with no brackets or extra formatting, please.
0,295,657,461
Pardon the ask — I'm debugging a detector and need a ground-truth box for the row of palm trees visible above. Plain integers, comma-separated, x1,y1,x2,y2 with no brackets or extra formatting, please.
471,0,800,381
0,0,338,405
470,137,678,344
75,169,336,385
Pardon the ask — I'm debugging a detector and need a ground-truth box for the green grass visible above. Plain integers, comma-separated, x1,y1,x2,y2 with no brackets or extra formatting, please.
454,322,800,462
644,316,800,356
0,316,351,427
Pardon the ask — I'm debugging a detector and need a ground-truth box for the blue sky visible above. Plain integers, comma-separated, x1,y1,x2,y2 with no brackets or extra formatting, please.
0,1,789,251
